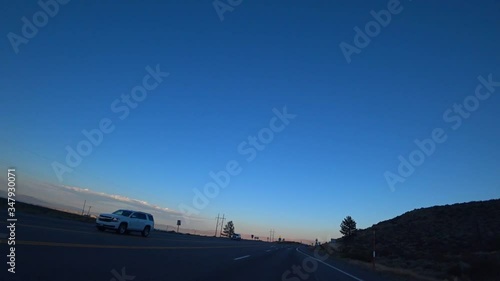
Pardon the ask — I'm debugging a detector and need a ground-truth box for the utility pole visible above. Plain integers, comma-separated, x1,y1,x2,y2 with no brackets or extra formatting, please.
87,206,91,216
219,214,225,237
372,228,376,270
81,200,86,216
214,214,220,237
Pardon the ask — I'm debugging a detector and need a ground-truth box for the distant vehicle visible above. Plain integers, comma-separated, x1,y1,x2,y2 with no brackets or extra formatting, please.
231,233,241,240
96,209,154,237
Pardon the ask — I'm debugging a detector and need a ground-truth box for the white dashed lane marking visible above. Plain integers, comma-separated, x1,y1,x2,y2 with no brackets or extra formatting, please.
234,255,250,261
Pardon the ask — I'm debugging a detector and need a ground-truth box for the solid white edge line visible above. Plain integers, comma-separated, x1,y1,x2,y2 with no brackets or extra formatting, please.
296,247,365,281
234,255,251,261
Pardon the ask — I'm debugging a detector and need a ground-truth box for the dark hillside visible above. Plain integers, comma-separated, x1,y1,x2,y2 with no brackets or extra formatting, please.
338,199,500,281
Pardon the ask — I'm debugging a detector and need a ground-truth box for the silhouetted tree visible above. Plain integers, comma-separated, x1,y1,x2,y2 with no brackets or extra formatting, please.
340,216,357,238
222,221,235,237
251,234,254,239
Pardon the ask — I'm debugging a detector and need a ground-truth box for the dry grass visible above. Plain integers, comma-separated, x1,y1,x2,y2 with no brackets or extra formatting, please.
318,244,442,281
1,197,95,223
348,258,444,281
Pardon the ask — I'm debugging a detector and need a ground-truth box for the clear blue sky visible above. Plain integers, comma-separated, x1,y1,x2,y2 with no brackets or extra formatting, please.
1,0,499,241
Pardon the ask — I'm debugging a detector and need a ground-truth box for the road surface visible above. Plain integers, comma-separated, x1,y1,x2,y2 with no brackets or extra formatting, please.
0,213,400,281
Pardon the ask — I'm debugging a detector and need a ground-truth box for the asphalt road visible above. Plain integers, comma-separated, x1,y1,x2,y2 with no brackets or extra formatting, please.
0,213,400,281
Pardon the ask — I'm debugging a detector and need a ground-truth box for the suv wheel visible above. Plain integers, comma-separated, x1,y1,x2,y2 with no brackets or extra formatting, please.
141,226,151,237
117,223,127,235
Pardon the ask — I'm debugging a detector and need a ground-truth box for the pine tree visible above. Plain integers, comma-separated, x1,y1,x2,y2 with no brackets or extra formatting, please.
222,221,235,237
340,216,357,238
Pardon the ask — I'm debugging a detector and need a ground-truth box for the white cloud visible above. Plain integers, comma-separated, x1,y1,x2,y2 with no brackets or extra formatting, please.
0,176,212,227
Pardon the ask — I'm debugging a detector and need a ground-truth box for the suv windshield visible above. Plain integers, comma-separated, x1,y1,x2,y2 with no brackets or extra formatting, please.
112,210,132,217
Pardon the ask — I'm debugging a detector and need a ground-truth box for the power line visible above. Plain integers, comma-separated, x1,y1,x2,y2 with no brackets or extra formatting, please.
81,200,86,216
219,214,225,237
214,213,220,236
270,229,275,242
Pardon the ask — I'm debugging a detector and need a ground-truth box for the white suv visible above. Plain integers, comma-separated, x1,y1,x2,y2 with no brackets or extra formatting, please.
96,209,154,237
